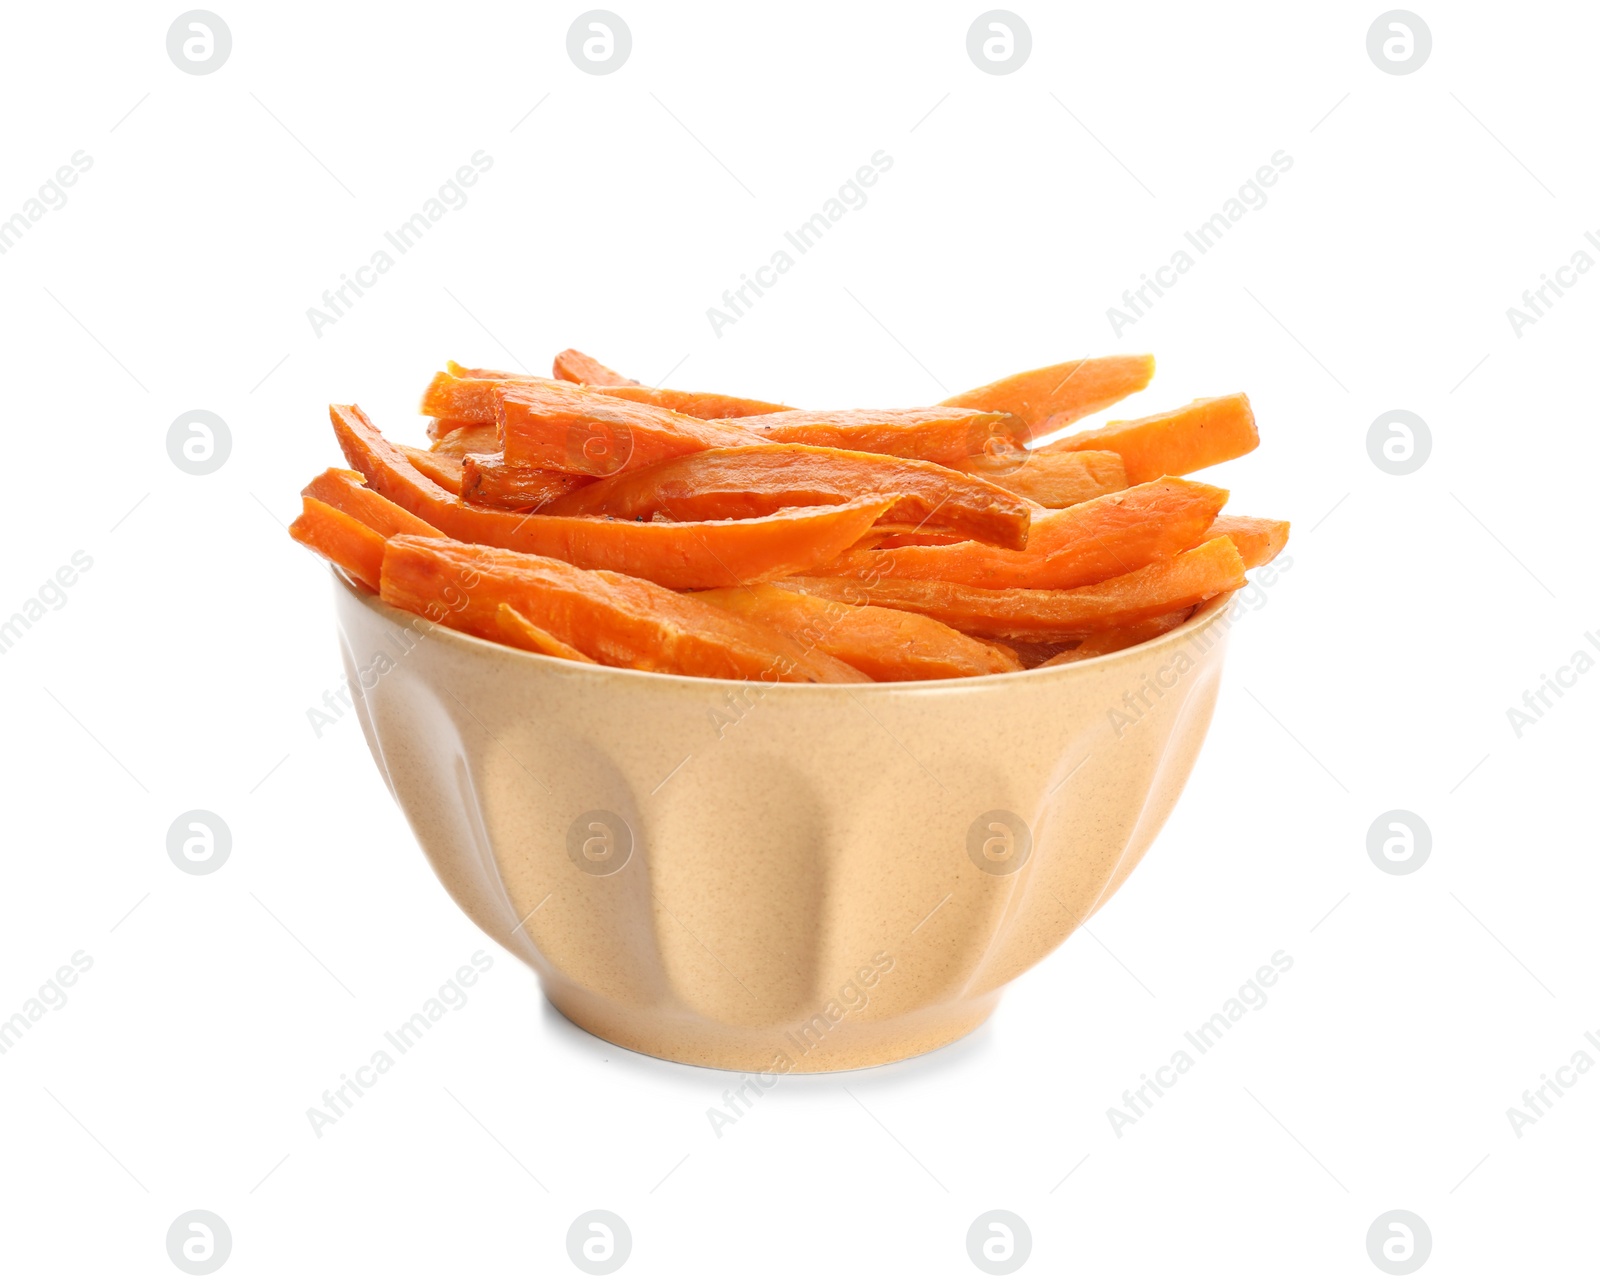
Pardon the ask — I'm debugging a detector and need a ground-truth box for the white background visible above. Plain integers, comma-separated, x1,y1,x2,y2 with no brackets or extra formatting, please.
2,0,1596,1281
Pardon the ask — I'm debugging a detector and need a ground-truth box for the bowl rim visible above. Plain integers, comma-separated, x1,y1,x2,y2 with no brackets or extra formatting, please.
332,569,1239,694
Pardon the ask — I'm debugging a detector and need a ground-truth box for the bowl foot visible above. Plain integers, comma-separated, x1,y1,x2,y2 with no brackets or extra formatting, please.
541,978,1000,1073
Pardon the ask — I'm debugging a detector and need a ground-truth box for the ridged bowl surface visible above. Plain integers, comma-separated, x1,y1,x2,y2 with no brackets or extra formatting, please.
333,574,1233,1071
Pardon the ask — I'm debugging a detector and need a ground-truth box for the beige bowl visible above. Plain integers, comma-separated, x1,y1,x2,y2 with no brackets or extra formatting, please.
333,573,1235,1072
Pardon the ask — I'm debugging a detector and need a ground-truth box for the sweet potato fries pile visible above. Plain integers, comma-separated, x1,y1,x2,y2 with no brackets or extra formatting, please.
289,350,1288,683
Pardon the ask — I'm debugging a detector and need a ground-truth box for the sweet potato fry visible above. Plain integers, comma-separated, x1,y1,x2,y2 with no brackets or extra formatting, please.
303,347,1287,676
1203,515,1289,569
331,404,894,588
1054,394,1259,483
974,638,1062,668
441,362,791,420
859,530,968,549
718,407,1023,464
458,452,592,511
430,424,500,455
289,497,387,589
301,467,443,539
981,638,1024,667
585,385,792,419
536,443,1033,549
781,538,1246,642
552,349,639,386
498,382,767,474
963,447,1128,509
421,372,529,424
427,418,486,441
816,478,1227,590
381,536,866,682
444,361,523,379
400,445,465,494
942,355,1155,436
1038,610,1193,666
694,584,1022,681
493,382,1025,472
491,603,597,662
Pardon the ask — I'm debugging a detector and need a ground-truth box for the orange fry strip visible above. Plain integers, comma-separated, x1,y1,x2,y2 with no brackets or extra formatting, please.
331,404,894,589
538,443,1033,549
695,584,1022,682
1202,514,1290,569
440,363,791,421
422,372,527,423
426,417,491,441
942,355,1155,436
301,467,443,539
717,407,1023,464
447,361,537,380
380,536,866,683
498,383,767,474
459,452,591,511
430,424,500,455
963,447,1128,509
857,530,968,549
817,478,1227,590
1039,610,1193,666
491,603,598,663
289,496,387,589
400,445,464,494
781,538,1247,643
972,637,1060,668
552,349,639,386
1054,394,1259,484
584,384,792,419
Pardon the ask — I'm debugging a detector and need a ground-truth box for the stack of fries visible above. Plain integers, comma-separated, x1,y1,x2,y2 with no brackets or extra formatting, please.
289,350,1288,682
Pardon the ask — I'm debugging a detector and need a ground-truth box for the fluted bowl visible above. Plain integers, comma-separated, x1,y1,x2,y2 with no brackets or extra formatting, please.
332,572,1235,1071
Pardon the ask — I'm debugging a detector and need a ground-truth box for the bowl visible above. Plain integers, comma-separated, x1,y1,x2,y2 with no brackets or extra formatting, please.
332,572,1235,1072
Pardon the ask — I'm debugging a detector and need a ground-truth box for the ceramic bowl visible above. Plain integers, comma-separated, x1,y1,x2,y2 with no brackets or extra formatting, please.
332,573,1235,1072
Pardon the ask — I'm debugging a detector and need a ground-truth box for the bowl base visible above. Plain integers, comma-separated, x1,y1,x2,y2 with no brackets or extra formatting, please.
542,978,1000,1073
